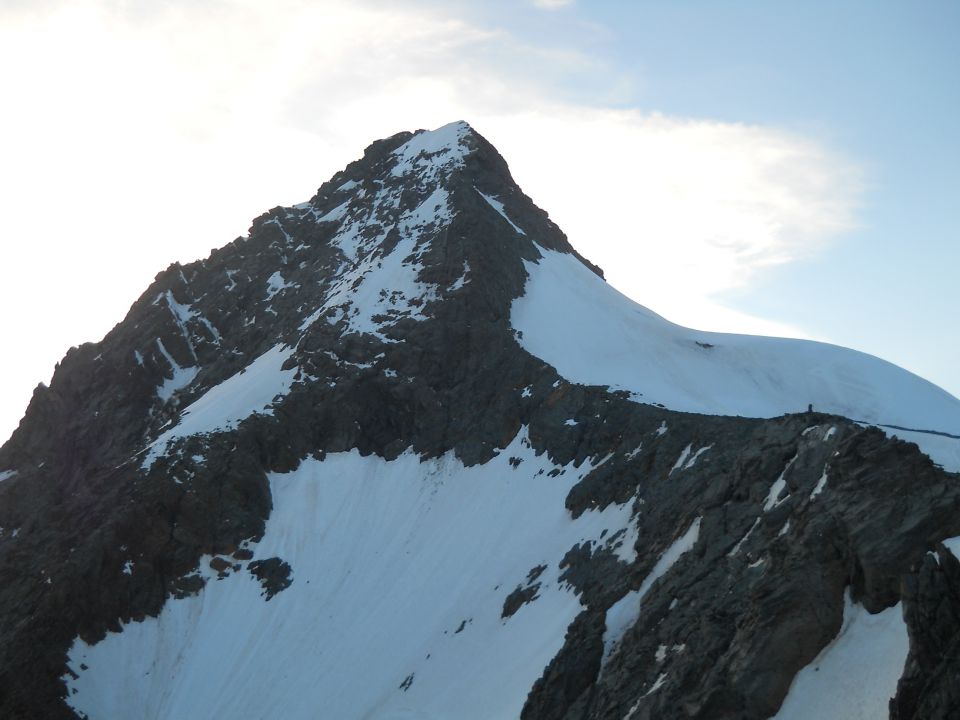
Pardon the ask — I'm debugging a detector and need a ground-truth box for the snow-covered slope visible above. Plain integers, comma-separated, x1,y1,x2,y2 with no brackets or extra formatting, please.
512,248,960,439
773,592,909,720
66,431,642,720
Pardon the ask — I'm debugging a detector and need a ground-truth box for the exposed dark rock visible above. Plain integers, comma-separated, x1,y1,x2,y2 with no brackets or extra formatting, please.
527,564,547,583
248,558,293,600
891,545,960,719
503,584,541,619
519,419,960,720
522,610,606,720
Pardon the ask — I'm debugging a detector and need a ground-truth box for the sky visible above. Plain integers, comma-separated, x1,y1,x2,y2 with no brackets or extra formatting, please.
1,0,957,445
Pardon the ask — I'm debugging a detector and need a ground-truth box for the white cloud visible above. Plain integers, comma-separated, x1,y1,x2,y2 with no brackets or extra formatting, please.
0,0,861,443
475,109,861,330
533,0,575,8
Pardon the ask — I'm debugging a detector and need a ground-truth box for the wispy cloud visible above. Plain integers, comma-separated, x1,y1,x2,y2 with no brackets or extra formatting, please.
0,0,861,442
533,0,575,8
481,109,861,330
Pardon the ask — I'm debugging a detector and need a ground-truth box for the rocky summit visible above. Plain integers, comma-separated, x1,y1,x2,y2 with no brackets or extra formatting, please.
1,121,960,720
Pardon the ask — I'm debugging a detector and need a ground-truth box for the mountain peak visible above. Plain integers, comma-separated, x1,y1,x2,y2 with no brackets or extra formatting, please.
2,121,960,720
0,121,587,468
322,119,476,194
396,119,475,161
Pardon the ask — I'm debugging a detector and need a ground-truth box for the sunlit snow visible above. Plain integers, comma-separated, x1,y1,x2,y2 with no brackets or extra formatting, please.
511,249,960,436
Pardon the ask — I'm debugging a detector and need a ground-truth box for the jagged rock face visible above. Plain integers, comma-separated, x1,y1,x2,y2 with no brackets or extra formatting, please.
0,121,958,719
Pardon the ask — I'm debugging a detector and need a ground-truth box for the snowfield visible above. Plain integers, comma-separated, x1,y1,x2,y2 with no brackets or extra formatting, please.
511,248,960,464
67,430,645,720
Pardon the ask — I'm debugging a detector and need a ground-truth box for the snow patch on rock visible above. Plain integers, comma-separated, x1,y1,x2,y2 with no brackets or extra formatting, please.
772,591,909,720
143,344,296,469
154,339,198,402
601,517,702,667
